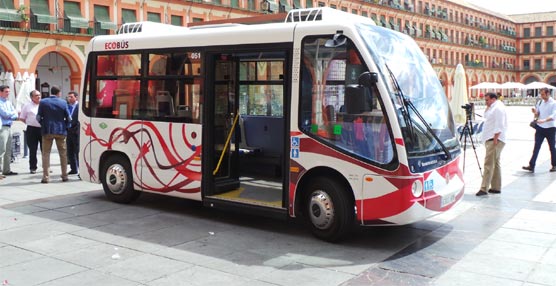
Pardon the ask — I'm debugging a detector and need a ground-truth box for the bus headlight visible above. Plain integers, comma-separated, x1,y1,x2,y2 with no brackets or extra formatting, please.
411,180,423,198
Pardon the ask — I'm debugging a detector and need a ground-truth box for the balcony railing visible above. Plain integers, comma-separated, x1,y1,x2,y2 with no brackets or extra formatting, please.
0,14,117,36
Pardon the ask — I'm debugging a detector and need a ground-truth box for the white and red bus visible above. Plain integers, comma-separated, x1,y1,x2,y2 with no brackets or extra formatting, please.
79,8,464,241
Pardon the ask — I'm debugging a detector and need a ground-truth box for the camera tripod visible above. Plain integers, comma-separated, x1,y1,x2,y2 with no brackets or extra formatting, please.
459,112,483,176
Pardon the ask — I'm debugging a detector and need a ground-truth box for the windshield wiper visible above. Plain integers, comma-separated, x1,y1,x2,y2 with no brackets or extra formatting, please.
384,64,415,143
384,64,452,161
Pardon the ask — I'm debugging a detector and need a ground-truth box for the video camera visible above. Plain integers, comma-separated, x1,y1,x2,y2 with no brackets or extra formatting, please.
461,103,473,119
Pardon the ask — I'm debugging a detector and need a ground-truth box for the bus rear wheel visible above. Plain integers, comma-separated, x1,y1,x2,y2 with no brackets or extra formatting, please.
101,154,140,203
305,177,354,242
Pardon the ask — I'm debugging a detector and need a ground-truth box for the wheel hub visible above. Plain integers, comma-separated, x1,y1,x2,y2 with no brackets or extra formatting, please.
309,190,334,230
105,164,127,195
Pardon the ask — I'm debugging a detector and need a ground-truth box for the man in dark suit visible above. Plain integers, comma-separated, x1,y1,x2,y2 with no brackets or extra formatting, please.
66,91,80,175
36,86,71,183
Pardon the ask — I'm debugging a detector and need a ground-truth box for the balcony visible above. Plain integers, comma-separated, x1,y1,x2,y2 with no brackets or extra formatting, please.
466,61,484,68
0,15,118,36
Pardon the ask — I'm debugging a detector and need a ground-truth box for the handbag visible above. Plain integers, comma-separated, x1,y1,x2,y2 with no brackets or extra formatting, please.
530,119,537,128
530,100,541,129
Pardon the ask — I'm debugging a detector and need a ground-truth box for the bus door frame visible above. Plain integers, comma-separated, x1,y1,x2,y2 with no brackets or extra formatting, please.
202,45,292,218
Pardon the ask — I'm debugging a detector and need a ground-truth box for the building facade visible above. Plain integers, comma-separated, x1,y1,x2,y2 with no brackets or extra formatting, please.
0,0,555,100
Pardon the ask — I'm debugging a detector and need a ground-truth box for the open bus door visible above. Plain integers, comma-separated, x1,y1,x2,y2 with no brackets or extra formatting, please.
207,53,241,191
203,50,289,218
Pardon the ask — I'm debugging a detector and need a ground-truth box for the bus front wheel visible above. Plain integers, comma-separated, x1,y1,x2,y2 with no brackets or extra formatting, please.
305,177,354,242
101,155,140,203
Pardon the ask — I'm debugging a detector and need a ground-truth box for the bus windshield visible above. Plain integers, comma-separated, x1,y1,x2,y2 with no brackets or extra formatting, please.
357,24,460,171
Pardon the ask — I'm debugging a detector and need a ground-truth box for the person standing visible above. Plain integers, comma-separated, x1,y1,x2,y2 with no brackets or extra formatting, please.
19,90,42,174
36,86,71,183
522,87,556,173
66,91,80,175
476,92,508,196
0,85,19,178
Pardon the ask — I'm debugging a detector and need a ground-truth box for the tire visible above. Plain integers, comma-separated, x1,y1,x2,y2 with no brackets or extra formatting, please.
304,177,354,242
101,154,140,203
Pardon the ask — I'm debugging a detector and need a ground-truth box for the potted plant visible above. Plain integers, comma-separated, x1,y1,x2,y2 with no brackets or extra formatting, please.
17,5,30,29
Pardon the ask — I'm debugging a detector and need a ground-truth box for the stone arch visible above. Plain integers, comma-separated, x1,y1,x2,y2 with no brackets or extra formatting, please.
0,46,18,72
29,46,84,93
546,74,556,85
523,74,540,84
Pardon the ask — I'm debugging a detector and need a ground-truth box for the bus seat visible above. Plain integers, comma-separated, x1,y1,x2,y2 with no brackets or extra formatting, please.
238,115,261,154
176,105,192,122
156,91,174,116
242,115,283,157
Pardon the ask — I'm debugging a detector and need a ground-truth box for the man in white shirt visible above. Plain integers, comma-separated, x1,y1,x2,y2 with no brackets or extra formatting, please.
522,87,556,173
477,92,508,196
0,85,19,177
19,90,42,173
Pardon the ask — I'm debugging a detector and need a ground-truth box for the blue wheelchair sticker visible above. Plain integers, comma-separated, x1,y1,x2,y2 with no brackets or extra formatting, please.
291,137,300,147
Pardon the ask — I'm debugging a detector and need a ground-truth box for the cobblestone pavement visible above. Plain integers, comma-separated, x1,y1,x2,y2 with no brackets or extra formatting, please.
1,106,556,286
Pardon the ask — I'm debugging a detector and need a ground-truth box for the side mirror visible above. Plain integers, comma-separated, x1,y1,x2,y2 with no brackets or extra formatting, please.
358,72,378,87
325,32,347,48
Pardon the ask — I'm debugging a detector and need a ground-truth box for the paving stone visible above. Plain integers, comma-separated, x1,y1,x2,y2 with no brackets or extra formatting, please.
39,269,139,286
147,265,253,286
0,245,44,268
526,263,556,286
52,243,143,269
432,269,523,286
97,253,193,283
0,257,86,285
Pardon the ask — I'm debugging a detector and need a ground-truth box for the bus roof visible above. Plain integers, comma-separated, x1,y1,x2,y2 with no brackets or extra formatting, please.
89,7,376,52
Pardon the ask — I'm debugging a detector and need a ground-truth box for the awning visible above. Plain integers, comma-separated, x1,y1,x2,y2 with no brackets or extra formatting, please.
280,0,291,12
1,0,15,9
31,0,57,24
64,1,88,29
0,8,20,22
94,5,117,30
147,12,161,23
435,30,442,39
440,31,448,41
414,26,422,37
406,23,415,35
389,19,398,31
122,9,137,24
